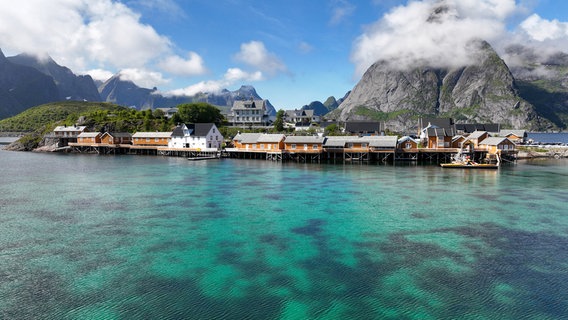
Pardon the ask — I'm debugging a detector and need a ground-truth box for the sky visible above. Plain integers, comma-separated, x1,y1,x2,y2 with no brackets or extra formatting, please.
1,0,568,109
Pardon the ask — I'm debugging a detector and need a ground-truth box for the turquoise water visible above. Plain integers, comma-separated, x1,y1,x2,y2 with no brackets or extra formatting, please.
1,150,568,319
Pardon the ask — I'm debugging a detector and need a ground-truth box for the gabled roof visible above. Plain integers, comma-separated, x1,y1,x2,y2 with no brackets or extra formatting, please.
284,136,325,144
171,124,191,137
499,130,527,138
427,127,454,137
77,132,101,138
368,136,398,148
479,137,513,145
132,132,172,138
231,99,266,111
103,132,132,138
257,133,285,143
323,136,351,147
452,135,466,142
467,130,488,139
193,123,216,136
233,132,262,143
422,118,454,130
54,125,86,132
398,136,418,144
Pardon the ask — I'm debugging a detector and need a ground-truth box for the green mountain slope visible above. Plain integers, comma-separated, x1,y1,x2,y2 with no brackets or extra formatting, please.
0,101,125,132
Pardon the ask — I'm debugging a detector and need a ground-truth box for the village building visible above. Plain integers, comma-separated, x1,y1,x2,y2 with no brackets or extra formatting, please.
499,130,527,144
53,125,87,147
398,136,419,151
451,135,467,149
77,132,102,144
425,127,455,149
132,132,172,146
228,99,271,127
284,136,325,153
169,123,223,150
284,109,320,128
100,132,132,145
478,137,516,153
465,131,489,148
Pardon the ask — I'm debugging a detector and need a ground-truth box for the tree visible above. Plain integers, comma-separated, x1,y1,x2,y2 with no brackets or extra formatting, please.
272,109,285,132
153,108,165,119
176,102,224,124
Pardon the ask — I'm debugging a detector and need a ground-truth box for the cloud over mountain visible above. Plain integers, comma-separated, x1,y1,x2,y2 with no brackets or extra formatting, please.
350,0,517,75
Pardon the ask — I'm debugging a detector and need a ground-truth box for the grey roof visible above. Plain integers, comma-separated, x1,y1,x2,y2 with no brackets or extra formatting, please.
104,132,132,138
479,137,512,145
231,99,266,111
323,136,350,147
194,123,216,136
233,133,262,143
257,134,285,143
54,125,86,132
467,131,488,139
398,136,418,144
77,132,101,138
368,136,398,148
132,132,172,138
284,136,325,144
427,127,454,137
171,124,191,137
499,130,527,138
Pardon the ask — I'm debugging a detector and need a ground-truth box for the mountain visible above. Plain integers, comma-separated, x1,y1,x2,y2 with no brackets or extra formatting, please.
98,74,157,109
300,92,349,116
99,76,277,115
504,45,568,129
7,53,101,102
331,41,553,131
0,49,60,119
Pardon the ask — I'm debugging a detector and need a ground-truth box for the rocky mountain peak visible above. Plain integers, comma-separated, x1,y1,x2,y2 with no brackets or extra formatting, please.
332,40,550,131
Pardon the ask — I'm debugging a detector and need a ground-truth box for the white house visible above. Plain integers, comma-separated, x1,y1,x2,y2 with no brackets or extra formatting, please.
169,123,223,150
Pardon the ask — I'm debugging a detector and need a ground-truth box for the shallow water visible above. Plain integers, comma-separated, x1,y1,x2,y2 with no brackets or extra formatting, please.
1,150,567,319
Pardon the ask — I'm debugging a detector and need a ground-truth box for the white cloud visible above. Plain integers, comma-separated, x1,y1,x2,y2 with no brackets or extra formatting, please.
234,41,287,76
118,68,170,88
164,68,263,97
329,0,356,26
520,14,568,41
84,68,114,82
224,68,264,82
350,0,517,75
0,0,171,73
158,52,208,76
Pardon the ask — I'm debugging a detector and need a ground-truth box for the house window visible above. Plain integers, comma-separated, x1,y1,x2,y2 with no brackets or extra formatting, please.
405,142,412,149
155,138,159,142
291,144,296,150
146,138,150,142
304,144,308,150
313,145,318,150
260,144,265,149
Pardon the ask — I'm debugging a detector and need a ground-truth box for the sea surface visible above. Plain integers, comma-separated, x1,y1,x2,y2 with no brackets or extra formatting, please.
527,132,568,144
1,150,568,319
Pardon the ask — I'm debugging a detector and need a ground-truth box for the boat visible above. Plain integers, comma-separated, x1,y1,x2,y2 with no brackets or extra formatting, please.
440,152,499,169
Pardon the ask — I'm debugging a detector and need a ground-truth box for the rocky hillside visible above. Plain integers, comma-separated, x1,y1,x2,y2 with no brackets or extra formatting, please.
331,41,553,131
0,49,60,119
8,53,101,102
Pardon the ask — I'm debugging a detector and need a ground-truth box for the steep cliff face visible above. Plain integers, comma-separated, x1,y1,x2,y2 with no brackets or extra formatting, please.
333,41,550,131
7,53,101,102
0,49,60,119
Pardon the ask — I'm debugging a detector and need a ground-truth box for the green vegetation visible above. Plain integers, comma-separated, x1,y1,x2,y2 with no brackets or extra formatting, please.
172,102,224,125
354,106,412,121
0,101,125,132
272,109,285,132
